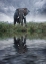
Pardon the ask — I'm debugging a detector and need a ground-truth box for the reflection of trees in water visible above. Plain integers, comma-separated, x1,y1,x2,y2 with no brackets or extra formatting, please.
14,35,27,53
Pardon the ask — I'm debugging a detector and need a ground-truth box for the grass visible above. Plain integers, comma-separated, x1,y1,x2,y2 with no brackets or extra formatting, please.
0,21,46,35
0,21,46,40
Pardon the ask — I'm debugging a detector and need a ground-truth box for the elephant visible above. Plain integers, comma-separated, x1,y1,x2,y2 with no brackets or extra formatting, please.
14,8,30,26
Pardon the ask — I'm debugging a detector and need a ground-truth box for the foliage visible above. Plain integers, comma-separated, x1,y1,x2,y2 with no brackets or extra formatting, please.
0,21,46,35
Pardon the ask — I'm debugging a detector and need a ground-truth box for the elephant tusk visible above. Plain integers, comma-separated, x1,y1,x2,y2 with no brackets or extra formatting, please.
18,16,19,18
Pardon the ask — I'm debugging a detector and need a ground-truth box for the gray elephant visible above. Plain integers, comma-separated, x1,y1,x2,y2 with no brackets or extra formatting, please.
14,8,30,26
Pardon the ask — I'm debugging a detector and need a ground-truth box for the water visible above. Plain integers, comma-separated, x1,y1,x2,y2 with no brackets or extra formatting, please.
0,35,46,64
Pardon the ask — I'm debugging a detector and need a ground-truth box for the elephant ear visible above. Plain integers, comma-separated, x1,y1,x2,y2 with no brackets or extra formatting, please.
23,8,28,16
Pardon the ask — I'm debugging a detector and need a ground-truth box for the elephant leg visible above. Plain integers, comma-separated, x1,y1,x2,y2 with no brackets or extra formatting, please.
14,18,16,25
24,17,27,26
17,18,20,24
19,17,23,26
14,21,16,25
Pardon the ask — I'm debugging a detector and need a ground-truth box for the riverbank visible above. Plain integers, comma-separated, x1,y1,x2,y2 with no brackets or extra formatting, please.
0,21,46,39
0,21,46,34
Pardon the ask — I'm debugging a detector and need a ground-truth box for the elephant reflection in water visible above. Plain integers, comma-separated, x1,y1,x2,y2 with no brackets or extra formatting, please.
14,35,27,53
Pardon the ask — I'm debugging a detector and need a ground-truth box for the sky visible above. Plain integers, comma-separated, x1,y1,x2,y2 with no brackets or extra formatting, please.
0,0,46,23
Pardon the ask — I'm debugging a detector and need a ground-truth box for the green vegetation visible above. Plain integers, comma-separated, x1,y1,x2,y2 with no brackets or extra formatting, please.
0,21,46,35
0,21,46,39
0,22,14,34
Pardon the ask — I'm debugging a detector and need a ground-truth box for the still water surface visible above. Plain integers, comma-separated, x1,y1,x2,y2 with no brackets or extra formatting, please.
0,35,46,64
